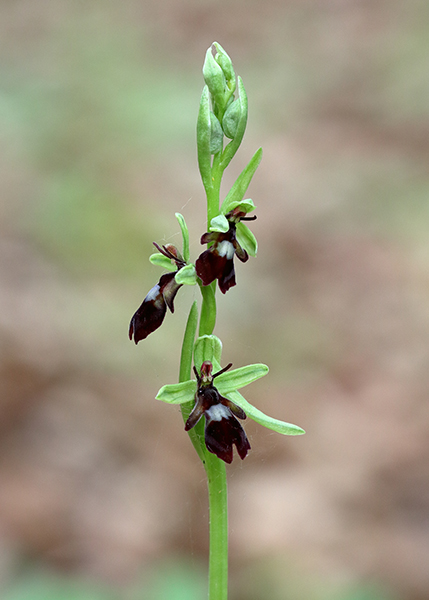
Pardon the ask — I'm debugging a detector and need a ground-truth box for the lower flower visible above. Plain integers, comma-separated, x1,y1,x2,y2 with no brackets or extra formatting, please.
185,361,251,463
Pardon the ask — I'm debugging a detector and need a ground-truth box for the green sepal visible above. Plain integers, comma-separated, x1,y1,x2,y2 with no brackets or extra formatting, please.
210,214,229,233
222,98,241,139
194,334,223,370
224,198,256,216
149,253,177,271
197,85,212,192
225,389,305,436
213,42,236,93
156,380,196,405
219,77,248,170
215,363,269,394
175,213,190,263
221,147,262,214
175,264,197,285
236,221,258,257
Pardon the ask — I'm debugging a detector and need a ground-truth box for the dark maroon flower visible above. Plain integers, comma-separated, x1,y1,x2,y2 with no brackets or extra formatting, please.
195,208,256,294
129,244,185,344
185,361,251,463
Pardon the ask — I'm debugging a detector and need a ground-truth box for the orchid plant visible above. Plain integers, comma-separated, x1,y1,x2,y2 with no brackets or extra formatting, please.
129,42,305,600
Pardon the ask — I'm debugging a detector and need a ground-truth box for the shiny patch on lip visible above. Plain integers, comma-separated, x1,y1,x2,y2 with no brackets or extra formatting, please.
217,240,235,259
205,404,231,422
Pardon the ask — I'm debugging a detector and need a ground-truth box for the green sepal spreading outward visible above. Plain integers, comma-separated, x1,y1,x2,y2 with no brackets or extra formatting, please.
156,335,305,437
149,252,177,271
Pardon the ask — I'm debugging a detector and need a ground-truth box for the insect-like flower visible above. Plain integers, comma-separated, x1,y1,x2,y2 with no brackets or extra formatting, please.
185,361,250,463
195,207,257,294
129,243,185,344
156,335,305,464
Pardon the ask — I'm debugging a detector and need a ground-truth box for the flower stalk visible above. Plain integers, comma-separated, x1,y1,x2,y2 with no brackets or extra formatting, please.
129,42,304,600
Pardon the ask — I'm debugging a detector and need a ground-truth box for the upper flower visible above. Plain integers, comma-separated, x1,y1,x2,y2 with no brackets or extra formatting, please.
156,335,305,463
195,206,257,294
129,243,185,344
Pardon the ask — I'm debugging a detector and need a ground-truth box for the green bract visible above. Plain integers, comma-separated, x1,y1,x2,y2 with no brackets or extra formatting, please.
156,335,305,437
221,148,263,214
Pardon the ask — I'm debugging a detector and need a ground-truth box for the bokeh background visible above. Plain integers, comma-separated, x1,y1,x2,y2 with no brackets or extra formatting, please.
1,1,429,599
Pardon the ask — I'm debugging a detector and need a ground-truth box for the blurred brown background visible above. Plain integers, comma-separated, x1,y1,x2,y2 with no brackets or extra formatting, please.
1,1,429,599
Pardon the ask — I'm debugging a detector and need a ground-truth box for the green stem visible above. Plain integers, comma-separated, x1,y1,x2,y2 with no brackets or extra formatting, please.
201,147,229,600
204,453,228,600
179,295,229,600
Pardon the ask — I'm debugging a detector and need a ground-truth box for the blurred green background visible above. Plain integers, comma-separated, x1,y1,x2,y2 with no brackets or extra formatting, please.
1,1,429,599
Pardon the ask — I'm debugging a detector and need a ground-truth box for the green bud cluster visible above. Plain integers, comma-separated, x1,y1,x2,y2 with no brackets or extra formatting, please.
197,42,252,198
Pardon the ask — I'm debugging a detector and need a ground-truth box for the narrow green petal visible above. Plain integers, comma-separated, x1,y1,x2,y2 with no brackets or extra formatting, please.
216,363,269,393
149,253,176,271
194,334,223,369
156,380,196,404
225,390,305,436
175,213,190,263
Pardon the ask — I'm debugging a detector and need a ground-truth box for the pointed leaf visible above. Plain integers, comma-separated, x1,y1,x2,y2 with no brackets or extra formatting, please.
175,264,197,285
149,253,177,271
156,380,196,404
225,390,305,436
221,146,262,214
210,214,229,233
175,213,190,263
236,221,257,257
216,363,269,393
194,334,223,370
